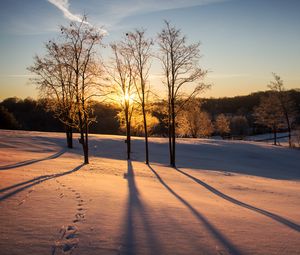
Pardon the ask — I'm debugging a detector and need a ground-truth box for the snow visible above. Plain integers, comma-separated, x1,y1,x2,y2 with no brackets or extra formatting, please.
0,129,299,255
246,132,300,148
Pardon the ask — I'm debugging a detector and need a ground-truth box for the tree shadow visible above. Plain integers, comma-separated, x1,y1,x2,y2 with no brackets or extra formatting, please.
0,149,66,170
168,140,300,180
121,160,161,255
5,132,299,180
0,163,84,201
0,174,55,193
87,137,300,180
175,167,300,233
147,165,242,255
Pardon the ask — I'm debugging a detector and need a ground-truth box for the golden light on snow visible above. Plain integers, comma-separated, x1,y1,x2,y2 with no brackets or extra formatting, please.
1,130,300,254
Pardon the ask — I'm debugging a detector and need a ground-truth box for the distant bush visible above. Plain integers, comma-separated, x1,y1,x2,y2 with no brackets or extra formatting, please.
89,102,120,135
230,116,249,137
214,113,230,137
0,106,20,129
0,97,63,131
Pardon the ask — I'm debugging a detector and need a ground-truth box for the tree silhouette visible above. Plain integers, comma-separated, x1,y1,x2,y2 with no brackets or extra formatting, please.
108,42,136,159
215,114,230,138
124,29,153,164
268,73,296,147
177,100,213,138
158,21,209,167
254,93,286,145
30,17,104,164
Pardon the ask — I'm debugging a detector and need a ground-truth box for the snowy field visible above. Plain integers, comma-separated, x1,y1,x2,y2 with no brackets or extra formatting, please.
0,130,299,255
246,132,300,148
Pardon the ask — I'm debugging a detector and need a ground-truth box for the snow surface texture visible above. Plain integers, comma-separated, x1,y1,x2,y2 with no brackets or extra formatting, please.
0,130,299,255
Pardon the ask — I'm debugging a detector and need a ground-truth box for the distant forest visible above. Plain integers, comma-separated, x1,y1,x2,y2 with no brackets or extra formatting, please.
1,89,300,137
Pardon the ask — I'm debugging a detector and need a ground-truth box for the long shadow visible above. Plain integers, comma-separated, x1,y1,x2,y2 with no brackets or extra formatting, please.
87,137,300,180
4,132,299,180
0,163,84,201
0,174,54,193
0,149,66,170
122,160,161,255
175,168,300,233
148,165,242,255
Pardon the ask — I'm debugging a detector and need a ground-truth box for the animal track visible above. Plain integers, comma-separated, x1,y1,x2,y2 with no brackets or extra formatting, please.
52,179,87,253
17,188,34,206
57,180,86,223
52,225,79,255
73,193,86,223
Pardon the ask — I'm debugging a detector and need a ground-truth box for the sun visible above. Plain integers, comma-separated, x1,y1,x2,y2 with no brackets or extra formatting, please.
123,92,135,104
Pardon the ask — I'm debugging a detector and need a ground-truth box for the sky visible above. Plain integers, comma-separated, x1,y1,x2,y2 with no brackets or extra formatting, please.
0,0,299,100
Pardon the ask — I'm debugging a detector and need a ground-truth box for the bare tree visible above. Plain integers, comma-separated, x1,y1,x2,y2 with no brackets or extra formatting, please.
29,39,76,148
230,116,249,138
129,108,159,136
59,18,104,164
157,21,209,167
293,126,300,147
254,93,286,145
198,112,214,137
108,42,136,159
124,29,153,164
268,73,296,147
177,101,213,138
30,17,103,163
215,114,230,138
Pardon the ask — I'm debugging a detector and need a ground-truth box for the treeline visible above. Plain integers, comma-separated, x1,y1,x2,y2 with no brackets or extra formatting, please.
1,89,299,136
202,90,300,118
0,97,120,134
202,89,300,135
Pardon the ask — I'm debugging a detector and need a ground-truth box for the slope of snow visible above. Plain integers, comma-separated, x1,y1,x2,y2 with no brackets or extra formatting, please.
0,130,299,255
246,131,300,148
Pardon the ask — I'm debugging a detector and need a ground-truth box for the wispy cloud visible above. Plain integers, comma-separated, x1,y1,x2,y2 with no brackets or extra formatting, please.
208,73,250,79
46,0,226,34
47,0,109,34
97,0,227,28
47,0,88,24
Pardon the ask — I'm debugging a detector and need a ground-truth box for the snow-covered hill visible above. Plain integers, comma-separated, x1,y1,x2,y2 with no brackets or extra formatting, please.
0,130,299,254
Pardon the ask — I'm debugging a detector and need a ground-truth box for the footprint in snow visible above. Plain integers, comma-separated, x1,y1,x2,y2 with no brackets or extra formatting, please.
52,225,79,255
17,189,35,206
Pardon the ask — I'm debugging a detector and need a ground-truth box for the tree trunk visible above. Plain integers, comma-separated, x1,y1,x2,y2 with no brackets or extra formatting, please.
142,104,149,164
125,109,131,160
280,96,292,147
83,120,89,164
78,128,89,164
168,126,173,165
77,98,89,164
65,125,73,149
168,105,173,166
288,129,292,147
126,121,131,160
69,128,73,148
286,117,292,147
171,99,176,168
273,127,277,145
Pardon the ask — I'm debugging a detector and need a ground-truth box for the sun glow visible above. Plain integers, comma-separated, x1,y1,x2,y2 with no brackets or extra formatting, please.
123,92,135,104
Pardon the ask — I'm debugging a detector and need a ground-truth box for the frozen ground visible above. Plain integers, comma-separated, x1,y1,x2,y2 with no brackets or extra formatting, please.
0,130,299,255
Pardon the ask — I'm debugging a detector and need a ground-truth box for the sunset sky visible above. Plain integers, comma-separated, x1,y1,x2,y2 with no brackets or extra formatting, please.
0,0,299,100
